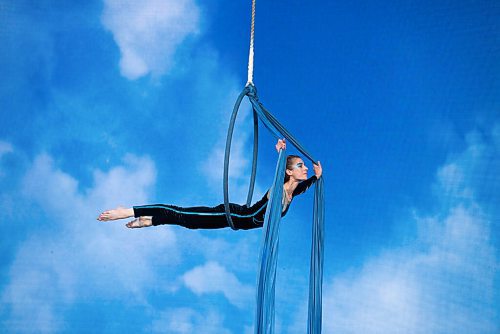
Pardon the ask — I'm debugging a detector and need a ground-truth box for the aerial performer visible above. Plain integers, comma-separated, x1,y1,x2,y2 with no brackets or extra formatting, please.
97,139,323,229
98,0,325,332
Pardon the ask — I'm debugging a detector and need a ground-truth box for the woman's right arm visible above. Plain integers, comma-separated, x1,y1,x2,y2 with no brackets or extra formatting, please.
275,138,286,152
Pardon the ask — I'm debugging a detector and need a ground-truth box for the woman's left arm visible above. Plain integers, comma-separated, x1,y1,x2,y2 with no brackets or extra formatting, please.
292,161,323,196
313,161,322,179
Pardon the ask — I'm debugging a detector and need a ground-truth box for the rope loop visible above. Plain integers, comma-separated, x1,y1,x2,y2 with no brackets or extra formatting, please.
223,86,259,230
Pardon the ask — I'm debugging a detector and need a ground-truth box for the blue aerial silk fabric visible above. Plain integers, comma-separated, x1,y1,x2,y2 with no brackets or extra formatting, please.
223,84,325,334
254,149,286,334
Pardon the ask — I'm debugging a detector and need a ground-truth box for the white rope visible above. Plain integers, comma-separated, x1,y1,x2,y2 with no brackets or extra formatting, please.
246,0,256,86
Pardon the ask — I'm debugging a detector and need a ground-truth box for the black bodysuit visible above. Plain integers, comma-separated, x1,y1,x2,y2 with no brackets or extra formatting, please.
133,176,317,230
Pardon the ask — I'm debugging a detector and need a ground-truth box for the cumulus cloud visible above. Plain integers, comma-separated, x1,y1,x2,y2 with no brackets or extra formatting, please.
204,115,251,182
310,126,499,334
198,91,268,205
321,208,496,333
182,261,254,309
101,0,200,79
0,140,14,178
101,0,262,204
0,141,13,158
151,307,231,334
1,153,180,331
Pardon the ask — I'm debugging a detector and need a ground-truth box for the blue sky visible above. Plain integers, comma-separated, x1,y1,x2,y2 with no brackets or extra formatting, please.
0,0,498,333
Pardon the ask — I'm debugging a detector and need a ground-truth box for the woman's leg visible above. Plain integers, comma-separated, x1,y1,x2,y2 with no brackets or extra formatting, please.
133,203,255,230
126,216,153,228
99,202,263,230
97,207,134,221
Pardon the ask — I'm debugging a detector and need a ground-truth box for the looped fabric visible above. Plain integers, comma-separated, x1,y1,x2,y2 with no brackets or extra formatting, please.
223,84,325,334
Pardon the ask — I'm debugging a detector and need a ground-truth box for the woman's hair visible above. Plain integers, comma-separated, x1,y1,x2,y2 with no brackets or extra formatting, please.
284,155,301,183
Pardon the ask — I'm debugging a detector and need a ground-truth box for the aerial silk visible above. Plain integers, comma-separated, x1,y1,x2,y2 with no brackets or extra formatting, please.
223,84,325,334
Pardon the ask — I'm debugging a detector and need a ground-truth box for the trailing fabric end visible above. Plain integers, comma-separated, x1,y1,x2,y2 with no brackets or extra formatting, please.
254,149,286,334
308,177,325,334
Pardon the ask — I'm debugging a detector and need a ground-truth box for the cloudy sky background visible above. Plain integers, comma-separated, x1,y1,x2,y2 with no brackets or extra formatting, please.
0,0,498,333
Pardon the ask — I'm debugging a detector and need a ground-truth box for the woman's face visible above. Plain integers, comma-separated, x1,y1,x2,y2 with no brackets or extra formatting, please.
287,158,308,181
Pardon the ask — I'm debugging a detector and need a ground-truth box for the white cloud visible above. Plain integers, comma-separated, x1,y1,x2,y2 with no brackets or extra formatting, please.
21,153,83,216
151,307,232,334
1,238,71,333
2,153,180,330
0,140,13,158
101,0,200,79
0,140,14,178
182,261,254,309
203,113,251,182
320,204,497,333
199,95,267,204
292,126,500,334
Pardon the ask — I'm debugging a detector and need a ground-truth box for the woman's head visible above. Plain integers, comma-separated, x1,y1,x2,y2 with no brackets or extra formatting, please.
284,155,308,183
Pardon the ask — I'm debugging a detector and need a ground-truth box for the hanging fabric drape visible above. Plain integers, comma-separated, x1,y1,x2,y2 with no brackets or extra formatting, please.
222,1,324,333
254,148,286,334
223,84,325,334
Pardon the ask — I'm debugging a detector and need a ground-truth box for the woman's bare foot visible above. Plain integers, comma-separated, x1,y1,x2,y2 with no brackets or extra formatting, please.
126,216,153,228
97,207,134,221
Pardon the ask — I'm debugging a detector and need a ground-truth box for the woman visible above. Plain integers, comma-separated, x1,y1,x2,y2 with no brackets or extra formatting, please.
97,139,322,229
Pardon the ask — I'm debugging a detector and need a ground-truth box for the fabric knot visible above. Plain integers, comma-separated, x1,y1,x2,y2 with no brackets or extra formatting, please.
246,84,259,100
